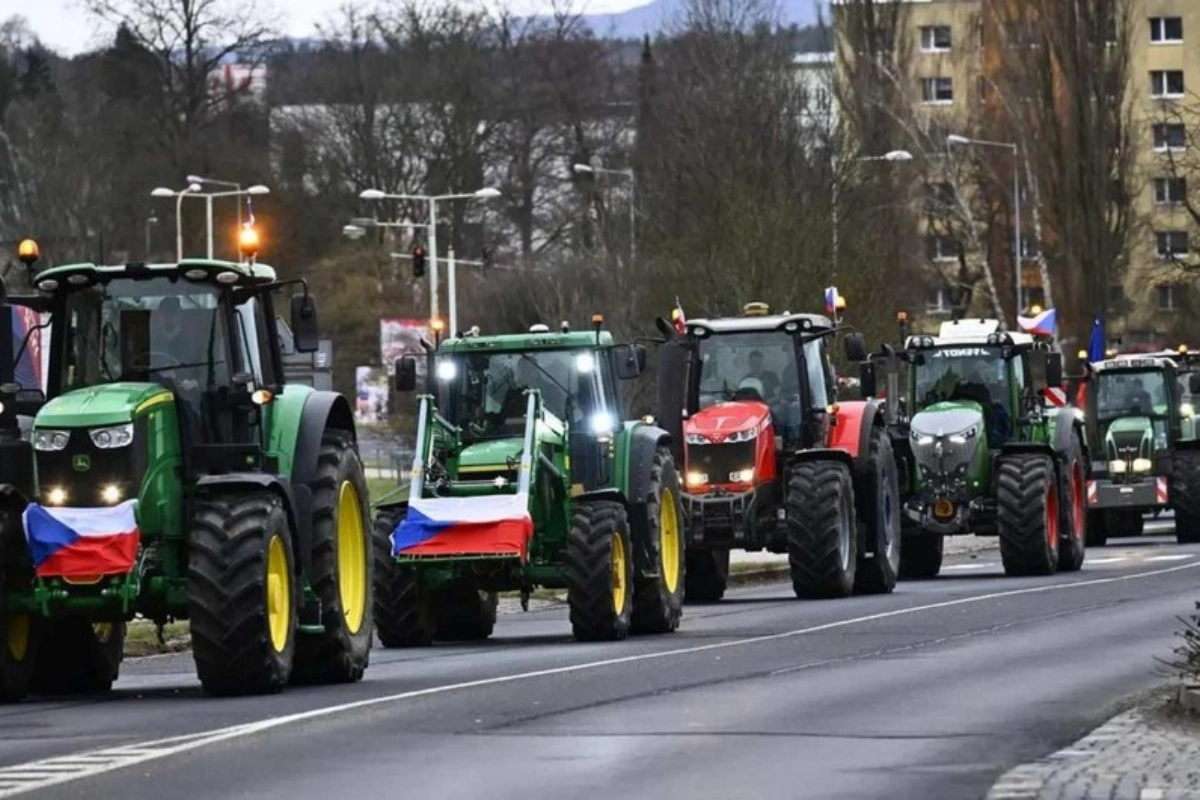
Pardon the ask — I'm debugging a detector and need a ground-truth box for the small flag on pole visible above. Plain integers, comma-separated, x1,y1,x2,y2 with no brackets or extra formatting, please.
671,297,686,334
1017,306,1057,337
824,286,838,315
1087,315,1105,363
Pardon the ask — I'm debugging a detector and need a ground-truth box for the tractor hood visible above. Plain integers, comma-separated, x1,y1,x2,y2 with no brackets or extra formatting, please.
36,383,170,428
910,402,985,440
685,401,770,442
1103,415,1153,460
909,402,986,481
459,438,524,471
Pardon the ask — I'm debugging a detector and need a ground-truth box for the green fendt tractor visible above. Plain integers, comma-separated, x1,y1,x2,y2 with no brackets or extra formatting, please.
1079,352,1200,545
372,318,684,644
0,242,372,701
856,318,1087,578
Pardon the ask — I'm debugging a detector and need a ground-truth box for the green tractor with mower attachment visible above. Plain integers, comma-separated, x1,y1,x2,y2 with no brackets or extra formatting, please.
372,318,684,644
0,244,372,701
1077,351,1200,545
855,318,1088,578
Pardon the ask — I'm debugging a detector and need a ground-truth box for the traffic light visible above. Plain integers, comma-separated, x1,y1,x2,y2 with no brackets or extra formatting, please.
412,245,426,278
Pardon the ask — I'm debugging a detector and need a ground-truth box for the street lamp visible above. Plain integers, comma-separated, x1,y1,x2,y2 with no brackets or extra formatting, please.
151,182,269,259
830,150,914,288
573,163,636,270
145,211,159,259
947,133,1022,321
151,183,202,260
356,186,501,333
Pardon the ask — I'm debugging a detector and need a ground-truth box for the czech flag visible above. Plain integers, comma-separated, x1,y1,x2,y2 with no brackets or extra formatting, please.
21,500,140,579
1017,306,1057,337
391,494,534,559
824,286,838,315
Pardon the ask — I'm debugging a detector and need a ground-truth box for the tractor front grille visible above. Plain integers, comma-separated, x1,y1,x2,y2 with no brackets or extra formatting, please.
686,440,757,486
36,422,147,508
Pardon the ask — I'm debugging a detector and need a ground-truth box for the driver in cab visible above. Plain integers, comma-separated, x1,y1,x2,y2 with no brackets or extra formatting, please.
147,296,205,438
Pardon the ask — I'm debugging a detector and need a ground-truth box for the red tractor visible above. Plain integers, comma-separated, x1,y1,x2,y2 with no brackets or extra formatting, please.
655,302,900,601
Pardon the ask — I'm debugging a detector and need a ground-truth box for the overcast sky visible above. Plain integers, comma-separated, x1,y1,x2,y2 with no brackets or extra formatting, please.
0,0,649,56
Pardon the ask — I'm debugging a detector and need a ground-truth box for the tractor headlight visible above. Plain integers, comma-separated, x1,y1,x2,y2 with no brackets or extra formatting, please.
435,361,458,381
1109,459,1128,474
33,429,70,451
725,429,757,443
949,427,980,445
1182,403,1195,419
1132,458,1153,473
686,433,709,445
729,468,754,483
911,431,934,446
89,423,133,449
590,412,614,436
686,471,708,488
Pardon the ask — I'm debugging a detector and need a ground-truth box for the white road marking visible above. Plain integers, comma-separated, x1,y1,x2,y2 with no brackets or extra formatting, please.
941,563,992,570
1143,554,1194,562
0,561,1198,797
1083,557,1127,565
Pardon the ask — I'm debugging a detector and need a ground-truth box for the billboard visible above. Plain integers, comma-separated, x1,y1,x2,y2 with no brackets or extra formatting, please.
11,307,48,391
380,318,430,376
354,365,389,425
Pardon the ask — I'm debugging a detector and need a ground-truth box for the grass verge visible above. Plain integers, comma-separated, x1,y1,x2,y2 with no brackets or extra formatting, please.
124,620,190,658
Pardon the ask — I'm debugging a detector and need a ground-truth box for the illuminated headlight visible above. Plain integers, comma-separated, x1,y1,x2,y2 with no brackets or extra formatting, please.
46,487,67,506
686,433,708,445
590,412,614,435
33,429,70,451
730,468,754,483
911,433,934,446
1182,403,1195,419
686,471,708,488
436,360,458,381
89,423,133,449
725,429,757,443
100,485,123,505
1132,458,1153,473
1109,459,1127,474
574,352,595,373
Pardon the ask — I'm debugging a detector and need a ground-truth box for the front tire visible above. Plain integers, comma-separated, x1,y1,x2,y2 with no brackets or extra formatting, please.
1173,450,1200,544
899,533,943,579
188,492,297,696
684,548,729,603
31,618,124,695
1085,510,1108,547
1057,436,1087,573
787,460,857,599
434,583,498,641
631,446,685,634
997,454,1059,576
853,429,901,594
292,433,373,684
371,506,434,647
565,500,633,641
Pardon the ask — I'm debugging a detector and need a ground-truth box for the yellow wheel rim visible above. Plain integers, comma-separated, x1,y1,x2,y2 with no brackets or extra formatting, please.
611,532,627,616
93,622,113,643
6,615,29,663
337,481,367,635
266,534,291,653
660,488,681,594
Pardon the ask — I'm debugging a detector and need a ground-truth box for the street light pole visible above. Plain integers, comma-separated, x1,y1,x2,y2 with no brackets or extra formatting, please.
428,199,439,322
572,164,635,270
830,149,914,288
151,183,268,261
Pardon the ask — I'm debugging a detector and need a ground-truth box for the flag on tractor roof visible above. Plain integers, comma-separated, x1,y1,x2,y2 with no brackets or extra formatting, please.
1017,306,1057,337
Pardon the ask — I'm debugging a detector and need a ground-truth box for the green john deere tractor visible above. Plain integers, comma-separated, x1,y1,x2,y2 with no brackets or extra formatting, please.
1080,352,1200,545
372,318,684,644
0,246,372,701
856,318,1088,578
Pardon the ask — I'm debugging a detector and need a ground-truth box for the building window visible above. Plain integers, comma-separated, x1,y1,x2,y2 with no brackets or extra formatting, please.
1154,177,1187,205
926,287,952,316
926,235,958,262
920,25,952,52
1156,230,1190,258
921,77,954,104
1157,285,1179,310
1154,123,1187,151
1150,17,1183,43
1151,70,1185,98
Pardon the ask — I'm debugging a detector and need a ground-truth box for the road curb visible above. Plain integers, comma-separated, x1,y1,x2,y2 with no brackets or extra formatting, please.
727,565,792,586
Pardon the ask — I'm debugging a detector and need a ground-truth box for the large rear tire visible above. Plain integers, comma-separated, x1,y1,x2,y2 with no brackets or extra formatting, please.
371,506,434,647
1172,450,1200,544
31,618,125,695
292,433,373,684
853,428,901,594
1057,436,1087,573
787,460,857,599
631,446,685,634
683,548,729,603
997,454,1059,576
565,500,633,641
899,534,943,578
0,505,35,703
434,583,498,641
188,492,297,696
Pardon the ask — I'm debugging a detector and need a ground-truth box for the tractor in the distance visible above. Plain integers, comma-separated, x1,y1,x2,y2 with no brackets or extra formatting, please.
654,302,900,602
372,317,684,644
0,239,372,701
853,318,1086,578
1077,351,1200,545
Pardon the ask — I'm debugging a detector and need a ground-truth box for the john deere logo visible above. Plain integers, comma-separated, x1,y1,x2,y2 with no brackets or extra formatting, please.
72,455,91,472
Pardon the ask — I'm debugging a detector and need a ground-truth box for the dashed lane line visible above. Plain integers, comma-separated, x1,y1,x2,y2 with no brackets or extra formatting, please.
1143,554,1195,562
0,561,1198,797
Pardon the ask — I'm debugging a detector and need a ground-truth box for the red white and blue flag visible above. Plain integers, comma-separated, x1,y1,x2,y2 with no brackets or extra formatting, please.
1017,307,1057,337
672,297,686,334
22,500,140,579
391,494,534,559
824,286,838,315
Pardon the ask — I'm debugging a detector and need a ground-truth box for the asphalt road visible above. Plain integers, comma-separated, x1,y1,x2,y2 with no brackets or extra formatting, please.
1,522,1197,800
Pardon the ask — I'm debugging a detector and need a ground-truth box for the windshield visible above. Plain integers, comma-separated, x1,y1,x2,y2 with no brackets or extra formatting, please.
1095,369,1169,420
696,331,800,409
444,348,612,437
60,279,232,394
913,346,1008,410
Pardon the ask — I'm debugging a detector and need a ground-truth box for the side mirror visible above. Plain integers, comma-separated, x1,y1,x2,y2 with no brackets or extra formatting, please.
654,316,675,341
858,361,877,398
615,344,644,380
290,294,320,353
1046,352,1063,388
394,356,417,392
843,333,868,363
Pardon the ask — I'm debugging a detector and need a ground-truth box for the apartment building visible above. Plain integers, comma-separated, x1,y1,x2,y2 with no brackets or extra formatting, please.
836,0,1200,342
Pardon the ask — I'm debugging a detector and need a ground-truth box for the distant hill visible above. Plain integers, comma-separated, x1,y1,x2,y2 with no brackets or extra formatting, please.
575,0,829,39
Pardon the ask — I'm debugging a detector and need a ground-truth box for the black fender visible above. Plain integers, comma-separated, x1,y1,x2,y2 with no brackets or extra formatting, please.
851,402,885,477
788,447,855,472
291,390,357,487
193,473,314,581
1052,408,1087,464
656,341,688,464
577,488,626,507
625,424,673,576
